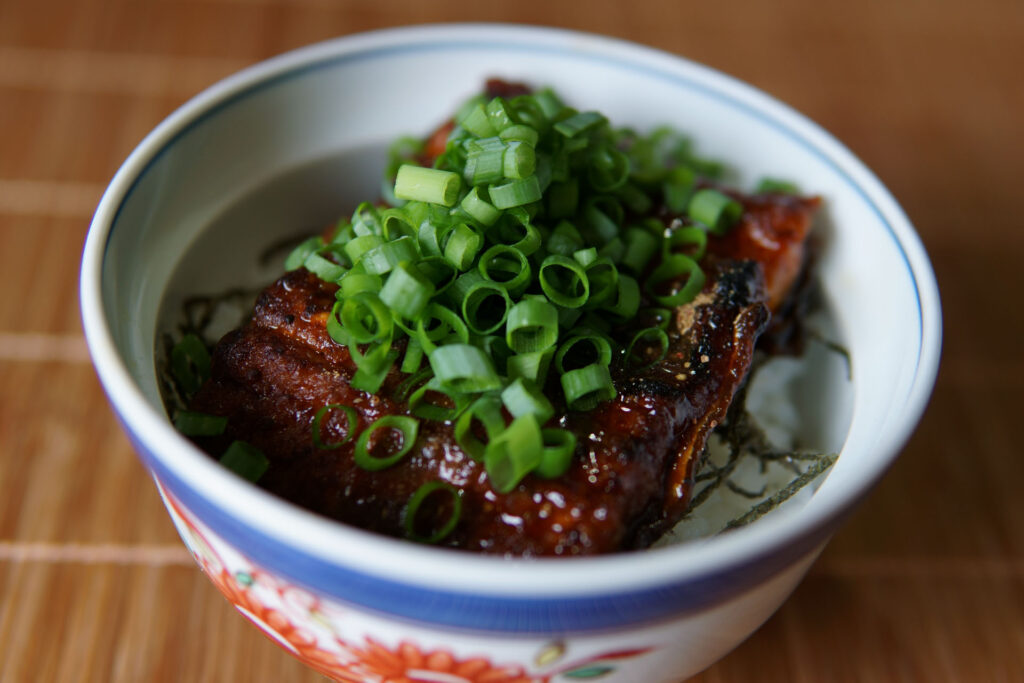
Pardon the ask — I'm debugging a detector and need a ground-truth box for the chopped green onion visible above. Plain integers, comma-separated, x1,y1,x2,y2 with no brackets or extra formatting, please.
756,177,800,194
380,208,416,241
604,274,641,320
555,334,613,374
311,404,359,449
460,186,501,226
489,176,542,209
539,254,589,308
587,143,630,192
340,292,393,344
505,298,558,354
484,414,543,493
614,182,653,214
416,256,458,294
359,235,419,275
459,102,498,138
415,303,469,353
561,363,616,411
582,256,618,307
284,236,321,271
173,410,227,437
219,441,269,482
349,346,397,394
533,89,565,119
326,301,348,346
506,347,555,384
663,166,696,213
688,188,743,235
408,377,470,422
454,395,506,460
554,111,606,137
499,124,539,146
501,378,554,424
350,202,383,236
664,224,708,261
535,429,577,478
478,245,531,294
403,481,462,544
624,327,670,370
547,178,579,219
417,220,452,257
486,97,514,131
646,253,706,307
546,220,583,256
461,279,512,335
582,203,620,244
344,234,384,264
465,140,506,185
428,344,502,393
379,261,435,320
490,219,542,256
394,165,462,207
171,334,211,396
336,273,379,302
443,223,482,271
503,141,536,179
393,367,433,402
622,227,661,274
353,415,418,471
400,337,424,373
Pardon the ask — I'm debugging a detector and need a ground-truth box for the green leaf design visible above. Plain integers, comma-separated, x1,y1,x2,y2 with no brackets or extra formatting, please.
563,665,615,679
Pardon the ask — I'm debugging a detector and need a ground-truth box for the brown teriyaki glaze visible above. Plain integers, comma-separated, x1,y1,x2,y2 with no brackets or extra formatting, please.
189,192,817,556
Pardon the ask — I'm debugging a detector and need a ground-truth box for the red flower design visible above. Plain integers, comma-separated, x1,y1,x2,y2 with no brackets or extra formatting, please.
206,567,362,681
347,638,535,683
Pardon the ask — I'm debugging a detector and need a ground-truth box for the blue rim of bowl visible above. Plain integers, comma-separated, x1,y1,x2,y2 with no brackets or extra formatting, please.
84,25,942,635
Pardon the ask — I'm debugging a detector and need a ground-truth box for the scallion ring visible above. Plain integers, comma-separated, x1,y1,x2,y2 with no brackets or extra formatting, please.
477,244,531,294
687,188,743,235
484,414,543,494
624,327,671,370
461,279,512,336
408,377,470,422
454,395,506,461
560,363,617,411
646,254,706,307
379,261,435,320
539,254,590,308
554,334,613,374
428,343,502,393
340,292,393,345
500,378,554,424
535,429,578,478
352,415,419,471
311,404,359,449
506,298,559,354
403,481,462,544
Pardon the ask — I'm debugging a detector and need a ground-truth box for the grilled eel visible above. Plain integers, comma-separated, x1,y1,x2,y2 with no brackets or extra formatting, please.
187,192,818,556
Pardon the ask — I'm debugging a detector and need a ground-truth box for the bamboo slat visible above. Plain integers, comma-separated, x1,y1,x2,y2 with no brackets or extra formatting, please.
1,0,1021,680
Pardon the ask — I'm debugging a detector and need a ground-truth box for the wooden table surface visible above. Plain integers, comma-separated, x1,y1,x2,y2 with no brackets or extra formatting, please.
1,0,1021,680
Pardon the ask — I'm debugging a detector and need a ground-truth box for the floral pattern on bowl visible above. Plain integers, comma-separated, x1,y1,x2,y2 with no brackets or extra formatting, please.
161,480,654,682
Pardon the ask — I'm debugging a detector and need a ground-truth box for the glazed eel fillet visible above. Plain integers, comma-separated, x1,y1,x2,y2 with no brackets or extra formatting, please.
189,190,818,556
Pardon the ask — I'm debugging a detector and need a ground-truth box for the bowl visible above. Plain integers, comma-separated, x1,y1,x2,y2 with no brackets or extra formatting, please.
79,24,941,681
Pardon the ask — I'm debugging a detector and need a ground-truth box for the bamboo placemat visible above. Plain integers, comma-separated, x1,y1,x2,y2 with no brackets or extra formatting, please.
2,0,1022,680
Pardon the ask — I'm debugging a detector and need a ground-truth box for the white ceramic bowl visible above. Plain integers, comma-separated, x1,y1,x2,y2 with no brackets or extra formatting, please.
80,24,941,681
